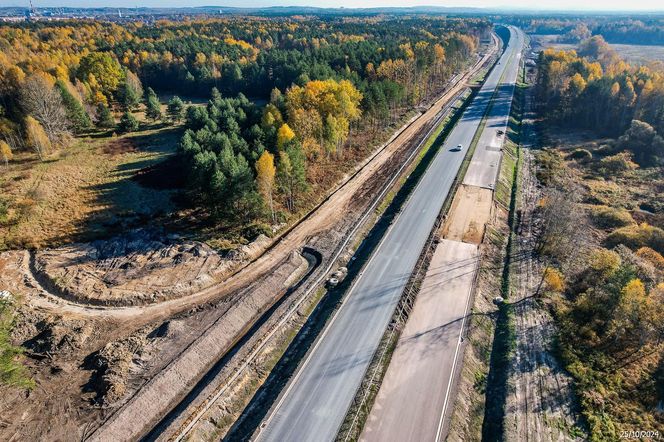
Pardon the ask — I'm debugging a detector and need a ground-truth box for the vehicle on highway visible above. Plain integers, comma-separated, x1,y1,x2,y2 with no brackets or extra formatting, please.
326,267,348,288
453,143,463,151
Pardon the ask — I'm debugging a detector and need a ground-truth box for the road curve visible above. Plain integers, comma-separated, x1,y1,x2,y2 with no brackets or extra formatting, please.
255,26,525,442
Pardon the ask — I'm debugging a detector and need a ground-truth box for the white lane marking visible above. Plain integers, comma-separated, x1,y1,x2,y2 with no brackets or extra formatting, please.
256,80,465,442
434,251,479,442
435,27,523,442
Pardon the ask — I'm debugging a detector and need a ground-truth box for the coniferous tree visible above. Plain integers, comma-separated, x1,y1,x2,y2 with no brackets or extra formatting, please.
145,87,162,121
119,111,139,133
55,80,92,133
119,70,143,111
95,103,115,128
167,96,185,123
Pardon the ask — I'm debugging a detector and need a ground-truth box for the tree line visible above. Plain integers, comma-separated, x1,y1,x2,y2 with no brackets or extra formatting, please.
535,35,664,166
0,16,488,164
501,16,664,45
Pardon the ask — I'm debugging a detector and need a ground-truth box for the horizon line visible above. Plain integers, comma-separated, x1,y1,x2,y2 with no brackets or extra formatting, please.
1,4,664,14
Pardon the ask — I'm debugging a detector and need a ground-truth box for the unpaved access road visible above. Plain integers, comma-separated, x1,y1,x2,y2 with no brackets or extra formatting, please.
504,126,585,442
18,44,496,326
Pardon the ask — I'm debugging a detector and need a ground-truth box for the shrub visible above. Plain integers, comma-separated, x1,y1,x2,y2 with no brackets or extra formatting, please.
568,148,592,161
0,198,8,223
595,144,616,155
599,151,638,174
636,247,664,271
0,300,34,389
605,223,664,255
588,205,635,229
544,267,565,292
535,149,565,185
588,248,621,276
242,222,272,240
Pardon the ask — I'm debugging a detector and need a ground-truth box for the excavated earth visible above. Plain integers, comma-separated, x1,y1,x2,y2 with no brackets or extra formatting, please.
0,246,308,441
0,45,497,442
32,229,270,306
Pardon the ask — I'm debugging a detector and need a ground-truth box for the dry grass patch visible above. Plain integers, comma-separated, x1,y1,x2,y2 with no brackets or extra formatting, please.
0,127,180,250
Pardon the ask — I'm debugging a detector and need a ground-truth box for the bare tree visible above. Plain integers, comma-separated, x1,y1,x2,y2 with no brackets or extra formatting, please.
0,118,27,153
536,189,586,270
19,74,71,145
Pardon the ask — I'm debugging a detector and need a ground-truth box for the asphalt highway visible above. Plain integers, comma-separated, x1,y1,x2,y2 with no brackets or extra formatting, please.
361,240,480,442
255,26,525,442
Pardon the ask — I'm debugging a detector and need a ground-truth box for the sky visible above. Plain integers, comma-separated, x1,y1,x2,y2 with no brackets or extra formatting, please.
3,0,664,12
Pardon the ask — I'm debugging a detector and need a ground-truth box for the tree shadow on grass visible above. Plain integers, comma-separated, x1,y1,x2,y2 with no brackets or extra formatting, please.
72,126,187,243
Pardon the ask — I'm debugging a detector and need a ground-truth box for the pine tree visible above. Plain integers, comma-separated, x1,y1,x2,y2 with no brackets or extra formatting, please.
96,103,115,128
55,80,92,133
167,96,185,123
119,111,139,133
119,70,143,111
145,87,162,121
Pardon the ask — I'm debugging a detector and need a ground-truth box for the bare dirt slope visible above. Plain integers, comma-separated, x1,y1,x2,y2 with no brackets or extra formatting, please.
33,230,270,306
0,248,309,442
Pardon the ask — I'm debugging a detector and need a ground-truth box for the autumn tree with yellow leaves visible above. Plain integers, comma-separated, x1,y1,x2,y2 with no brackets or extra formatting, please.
25,116,52,160
255,151,276,222
0,140,12,167
276,123,295,150
286,79,362,157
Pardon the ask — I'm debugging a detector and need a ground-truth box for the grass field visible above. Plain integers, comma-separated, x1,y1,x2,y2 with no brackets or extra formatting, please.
0,125,181,250
532,34,664,64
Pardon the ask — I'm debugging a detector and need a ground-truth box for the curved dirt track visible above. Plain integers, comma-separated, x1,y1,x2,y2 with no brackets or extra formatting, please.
17,44,497,325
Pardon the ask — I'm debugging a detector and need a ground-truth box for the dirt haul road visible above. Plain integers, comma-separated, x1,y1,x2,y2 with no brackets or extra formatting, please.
504,95,585,442
22,44,497,328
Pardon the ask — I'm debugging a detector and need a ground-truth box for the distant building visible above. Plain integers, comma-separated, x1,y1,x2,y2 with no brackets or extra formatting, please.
0,16,26,22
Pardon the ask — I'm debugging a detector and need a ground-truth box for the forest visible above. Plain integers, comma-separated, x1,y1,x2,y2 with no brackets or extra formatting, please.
536,35,664,165
533,34,664,440
0,16,489,234
503,16,664,45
